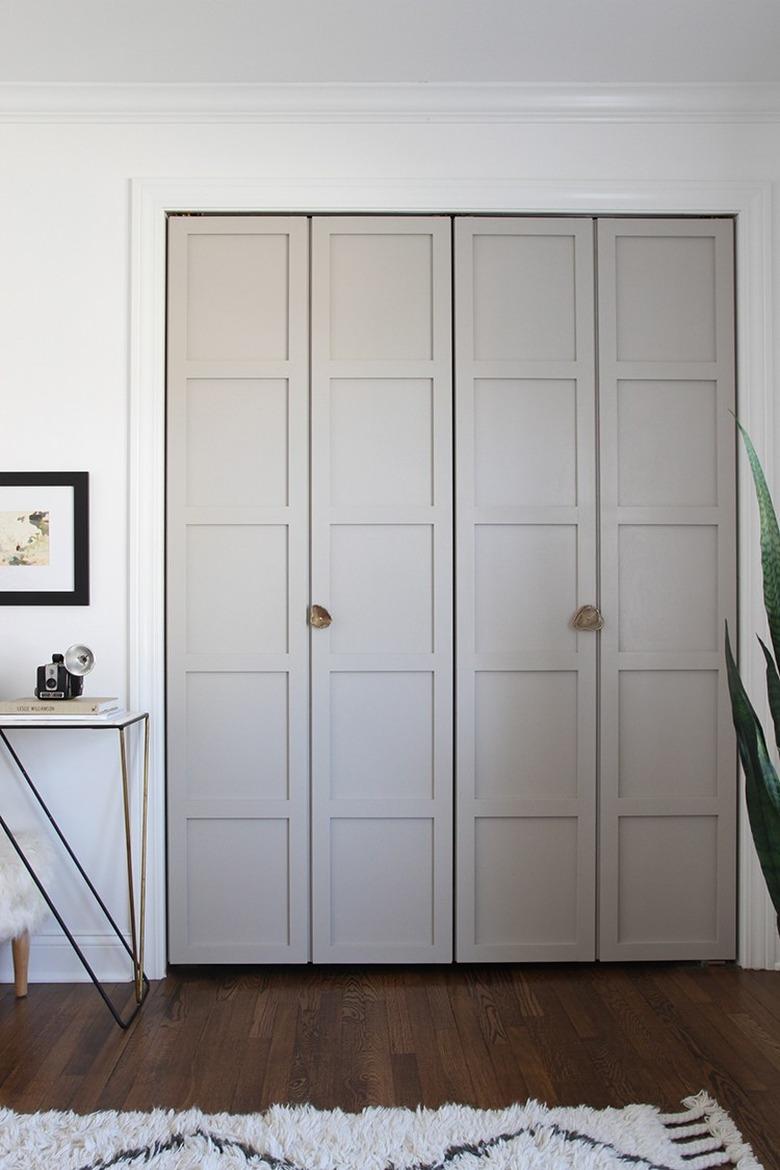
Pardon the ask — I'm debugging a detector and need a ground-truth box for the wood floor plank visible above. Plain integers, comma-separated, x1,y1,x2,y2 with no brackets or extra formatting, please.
115,972,218,1110
403,973,456,1107
588,969,691,1103
518,971,603,1107
446,978,501,1104
286,973,323,1106
186,974,263,1112
0,983,71,1090
230,1028,272,1116
391,1052,423,1108
729,1010,780,1073
0,984,86,1109
654,969,777,1093
732,970,780,1026
506,1022,559,1104
433,1024,477,1104
260,996,299,1108
385,972,415,1055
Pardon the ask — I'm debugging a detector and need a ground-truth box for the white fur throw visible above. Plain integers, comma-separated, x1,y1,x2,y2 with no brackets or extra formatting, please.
0,830,53,940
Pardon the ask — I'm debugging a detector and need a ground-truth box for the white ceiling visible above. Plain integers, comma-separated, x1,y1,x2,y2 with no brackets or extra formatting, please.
0,0,779,85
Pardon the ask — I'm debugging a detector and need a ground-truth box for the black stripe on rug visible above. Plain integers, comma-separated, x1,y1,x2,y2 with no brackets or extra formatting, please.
74,1119,689,1170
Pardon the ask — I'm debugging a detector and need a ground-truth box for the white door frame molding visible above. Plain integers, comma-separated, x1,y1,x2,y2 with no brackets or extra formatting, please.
130,176,776,978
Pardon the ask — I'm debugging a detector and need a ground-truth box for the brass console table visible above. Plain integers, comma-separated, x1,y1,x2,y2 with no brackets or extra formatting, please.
0,711,150,1029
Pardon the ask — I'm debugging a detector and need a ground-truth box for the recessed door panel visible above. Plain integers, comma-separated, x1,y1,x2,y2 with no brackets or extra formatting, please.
618,671,719,799
329,524,434,654
330,378,433,507
330,672,434,801
185,525,288,654
617,380,718,506
330,819,435,947
475,524,578,654
617,525,718,652
311,216,453,962
475,672,579,800
474,818,580,948
329,232,433,360
474,378,577,507
617,817,719,945
185,231,290,362
185,672,289,802
472,233,576,360
185,378,289,507
186,819,290,949
455,217,597,961
615,234,716,362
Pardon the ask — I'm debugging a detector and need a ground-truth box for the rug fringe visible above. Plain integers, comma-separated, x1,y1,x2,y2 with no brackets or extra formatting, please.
662,1120,720,1137
673,1092,764,1170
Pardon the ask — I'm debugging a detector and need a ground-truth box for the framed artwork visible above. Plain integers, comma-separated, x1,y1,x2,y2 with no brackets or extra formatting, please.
0,472,89,605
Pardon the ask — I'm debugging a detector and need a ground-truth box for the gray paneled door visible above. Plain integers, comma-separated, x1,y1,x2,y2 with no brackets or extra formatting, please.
596,218,737,960
310,217,453,962
454,218,598,960
167,216,311,963
167,212,737,966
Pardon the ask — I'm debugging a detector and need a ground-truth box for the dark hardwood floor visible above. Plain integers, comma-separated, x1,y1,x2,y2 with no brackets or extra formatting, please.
0,965,778,1165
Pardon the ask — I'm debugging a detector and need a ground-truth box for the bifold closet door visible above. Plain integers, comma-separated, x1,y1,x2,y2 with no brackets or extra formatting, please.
167,216,310,963
455,218,598,961
597,218,737,960
310,217,453,961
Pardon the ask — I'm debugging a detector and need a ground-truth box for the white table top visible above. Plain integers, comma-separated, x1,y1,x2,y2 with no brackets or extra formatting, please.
0,711,147,730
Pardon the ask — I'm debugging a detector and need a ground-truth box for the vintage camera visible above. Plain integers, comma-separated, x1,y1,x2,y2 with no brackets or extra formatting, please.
35,645,95,700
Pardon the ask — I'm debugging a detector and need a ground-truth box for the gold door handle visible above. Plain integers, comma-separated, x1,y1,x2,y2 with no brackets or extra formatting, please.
571,604,604,632
309,604,332,629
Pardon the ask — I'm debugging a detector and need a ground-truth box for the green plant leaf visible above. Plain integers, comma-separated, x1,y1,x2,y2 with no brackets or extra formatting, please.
725,624,780,916
736,421,780,669
758,636,780,758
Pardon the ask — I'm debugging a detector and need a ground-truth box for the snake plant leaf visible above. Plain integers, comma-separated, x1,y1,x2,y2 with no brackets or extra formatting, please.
726,627,780,812
736,420,780,669
725,624,780,916
758,636,780,757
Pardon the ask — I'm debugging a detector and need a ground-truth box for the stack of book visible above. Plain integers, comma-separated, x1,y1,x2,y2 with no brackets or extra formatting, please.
0,697,121,719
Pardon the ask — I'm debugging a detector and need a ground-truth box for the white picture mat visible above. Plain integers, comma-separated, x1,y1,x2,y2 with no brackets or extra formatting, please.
0,485,75,592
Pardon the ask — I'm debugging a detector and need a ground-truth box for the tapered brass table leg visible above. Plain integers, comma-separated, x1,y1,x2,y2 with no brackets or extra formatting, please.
118,725,141,999
119,716,151,1004
138,714,150,1003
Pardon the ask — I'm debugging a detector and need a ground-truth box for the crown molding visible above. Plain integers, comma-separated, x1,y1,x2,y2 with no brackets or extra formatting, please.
1,81,780,123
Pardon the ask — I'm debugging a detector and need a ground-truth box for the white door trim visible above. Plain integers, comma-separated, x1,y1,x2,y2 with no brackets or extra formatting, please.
130,176,776,978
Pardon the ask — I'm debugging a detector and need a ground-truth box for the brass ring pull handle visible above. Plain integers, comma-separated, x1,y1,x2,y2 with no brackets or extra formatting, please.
309,604,332,630
571,604,604,632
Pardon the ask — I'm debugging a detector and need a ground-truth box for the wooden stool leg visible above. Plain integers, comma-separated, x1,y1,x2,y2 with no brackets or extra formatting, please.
12,931,30,998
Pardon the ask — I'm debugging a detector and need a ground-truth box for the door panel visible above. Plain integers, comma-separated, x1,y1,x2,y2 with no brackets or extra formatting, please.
455,217,598,961
311,217,453,962
597,218,737,960
167,216,310,963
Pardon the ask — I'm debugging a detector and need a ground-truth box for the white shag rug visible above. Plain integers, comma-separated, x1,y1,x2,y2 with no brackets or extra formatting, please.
0,1093,762,1170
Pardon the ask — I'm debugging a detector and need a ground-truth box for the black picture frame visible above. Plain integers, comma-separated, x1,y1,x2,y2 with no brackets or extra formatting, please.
0,472,89,605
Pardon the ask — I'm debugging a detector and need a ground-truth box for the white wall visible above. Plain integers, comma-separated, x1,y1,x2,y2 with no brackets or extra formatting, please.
1,97,779,980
